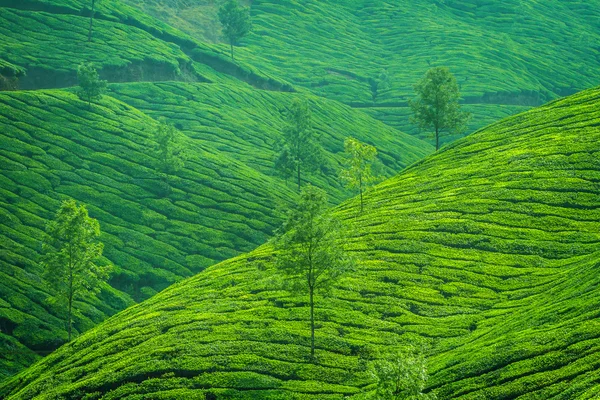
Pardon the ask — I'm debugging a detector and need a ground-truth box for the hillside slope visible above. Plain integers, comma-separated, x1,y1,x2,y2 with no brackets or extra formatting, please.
126,0,600,144
0,0,433,381
0,0,291,91
0,84,430,381
2,87,599,399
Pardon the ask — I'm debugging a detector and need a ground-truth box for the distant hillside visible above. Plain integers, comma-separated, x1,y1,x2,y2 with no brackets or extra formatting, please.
3,86,599,399
125,0,600,145
0,0,292,91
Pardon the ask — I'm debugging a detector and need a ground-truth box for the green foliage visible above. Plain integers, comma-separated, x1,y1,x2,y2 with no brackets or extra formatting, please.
340,137,380,212
2,87,599,399
371,348,436,400
276,185,352,359
218,0,252,60
76,63,107,108
0,84,429,381
138,0,600,147
153,119,186,183
275,99,323,192
409,67,471,151
41,199,110,341
87,0,99,42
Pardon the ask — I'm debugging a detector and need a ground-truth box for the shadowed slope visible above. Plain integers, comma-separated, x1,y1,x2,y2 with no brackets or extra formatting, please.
2,87,598,399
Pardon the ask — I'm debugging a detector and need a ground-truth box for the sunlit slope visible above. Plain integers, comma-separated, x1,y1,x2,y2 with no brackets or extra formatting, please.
0,85,430,380
3,87,599,399
130,0,600,144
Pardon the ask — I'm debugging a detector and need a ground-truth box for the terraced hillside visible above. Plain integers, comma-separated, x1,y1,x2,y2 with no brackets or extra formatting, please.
0,84,430,381
0,0,292,91
3,86,599,399
126,0,600,144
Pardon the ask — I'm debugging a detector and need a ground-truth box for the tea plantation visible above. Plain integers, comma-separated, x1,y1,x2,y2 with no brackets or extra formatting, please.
0,85,430,381
125,0,600,145
2,86,598,399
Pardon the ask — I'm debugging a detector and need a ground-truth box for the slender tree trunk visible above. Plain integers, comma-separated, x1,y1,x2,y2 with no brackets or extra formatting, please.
309,286,315,361
230,41,234,61
297,163,301,192
88,0,96,42
68,259,73,342
359,174,363,212
67,290,73,341
435,127,439,151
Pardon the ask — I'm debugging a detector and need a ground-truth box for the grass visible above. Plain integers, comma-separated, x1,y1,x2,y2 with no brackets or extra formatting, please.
0,84,430,381
2,85,598,399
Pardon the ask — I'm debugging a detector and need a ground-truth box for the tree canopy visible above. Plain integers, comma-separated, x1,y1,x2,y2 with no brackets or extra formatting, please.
340,137,380,212
41,199,110,342
275,185,352,360
76,62,107,108
274,98,322,192
371,348,437,400
218,0,252,61
409,67,470,151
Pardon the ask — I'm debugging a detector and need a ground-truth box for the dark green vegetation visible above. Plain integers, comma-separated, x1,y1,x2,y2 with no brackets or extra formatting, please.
3,85,599,399
218,0,252,61
41,199,110,342
0,0,433,381
410,67,471,151
275,185,351,361
0,0,292,91
274,98,322,192
340,137,379,212
77,63,107,109
0,60,25,90
0,84,428,380
122,0,600,147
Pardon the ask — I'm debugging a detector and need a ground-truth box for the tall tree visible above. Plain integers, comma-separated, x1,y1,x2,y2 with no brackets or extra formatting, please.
275,99,322,192
409,67,471,151
76,62,107,109
154,119,186,186
41,199,110,342
371,348,437,400
88,0,98,42
340,137,380,212
275,185,352,360
218,0,252,61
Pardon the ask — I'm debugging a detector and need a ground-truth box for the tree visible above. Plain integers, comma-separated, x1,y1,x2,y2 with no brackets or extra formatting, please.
409,67,471,151
88,0,99,42
76,63,107,109
218,0,252,61
340,137,380,212
153,119,186,186
370,68,390,102
275,185,352,360
41,199,110,342
371,348,437,400
275,99,322,192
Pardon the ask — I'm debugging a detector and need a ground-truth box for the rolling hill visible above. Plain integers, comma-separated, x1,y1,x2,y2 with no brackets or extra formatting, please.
124,0,600,145
0,0,434,381
2,85,598,399
0,82,430,381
